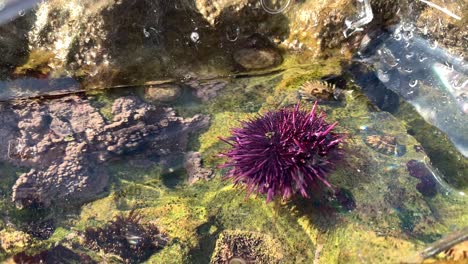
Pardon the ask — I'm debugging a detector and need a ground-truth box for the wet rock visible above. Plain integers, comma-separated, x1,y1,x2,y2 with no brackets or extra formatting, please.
9,97,109,208
195,0,251,26
12,152,109,209
187,79,228,102
129,159,157,169
443,240,468,262
210,230,283,264
145,84,182,103
415,2,467,59
12,245,96,264
233,34,282,71
0,95,209,208
0,11,34,78
0,104,19,162
233,48,283,70
23,218,56,240
333,188,356,211
185,151,214,184
84,210,168,263
0,229,31,254
406,160,438,197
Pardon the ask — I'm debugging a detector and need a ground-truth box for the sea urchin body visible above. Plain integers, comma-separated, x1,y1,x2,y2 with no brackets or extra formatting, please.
220,102,343,202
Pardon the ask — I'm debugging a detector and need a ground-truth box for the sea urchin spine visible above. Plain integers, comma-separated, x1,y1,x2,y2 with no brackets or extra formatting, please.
220,102,344,202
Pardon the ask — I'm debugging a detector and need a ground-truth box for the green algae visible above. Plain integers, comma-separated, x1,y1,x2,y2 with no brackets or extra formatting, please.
0,228,32,256
88,90,116,121
0,162,25,196
13,49,54,77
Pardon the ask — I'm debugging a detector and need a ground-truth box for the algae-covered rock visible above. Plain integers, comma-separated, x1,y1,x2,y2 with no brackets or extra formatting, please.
233,48,283,70
185,151,214,185
0,229,32,255
12,50,54,78
145,84,182,103
0,10,34,79
1,95,209,208
415,1,467,59
84,210,168,263
11,245,96,264
210,230,283,264
194,0,251,26
233,34,283,70
187,79,229,102
9,0,380,89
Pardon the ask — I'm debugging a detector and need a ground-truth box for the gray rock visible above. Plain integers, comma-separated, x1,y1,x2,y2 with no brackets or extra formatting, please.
185,151,214,185
233,48,282,70
145,84,182,103
2,95,209,208
187,79,228,102
233,34,283,71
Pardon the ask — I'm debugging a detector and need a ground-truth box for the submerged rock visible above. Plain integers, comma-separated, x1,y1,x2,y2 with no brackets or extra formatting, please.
233,34,283,71
0,229,31,254
0,95,209,208
23,218,56,240
406,160,438,197
210,230,283,264
187,79,228,102
185,151,214,185
415,1,467,59
233,48,283,70
195,0,251,26
12,245,96,264
0,10,34,78
145,84,182,103
84,210,168,263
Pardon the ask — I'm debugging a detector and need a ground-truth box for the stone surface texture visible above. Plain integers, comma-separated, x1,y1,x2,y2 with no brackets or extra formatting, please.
0,96,208,208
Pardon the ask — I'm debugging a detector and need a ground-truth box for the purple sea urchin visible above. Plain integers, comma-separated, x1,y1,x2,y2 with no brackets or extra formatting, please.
220,102,344,202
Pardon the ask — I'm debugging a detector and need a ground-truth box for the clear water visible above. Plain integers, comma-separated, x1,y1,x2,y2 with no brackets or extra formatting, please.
0,0,466,263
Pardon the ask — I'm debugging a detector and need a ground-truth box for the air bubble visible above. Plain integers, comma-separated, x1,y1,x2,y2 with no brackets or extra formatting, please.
405,52,414,59
404,67,413,73
143,28,150,38
190,32,200,43
261,0,291,14
452,80,462,89
430,40,438,49
419,55,427,62
18,9,26,16
402,22,414,31
409,79,418,87
377,69,389,83
394,33,402,41
402,31,413,40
